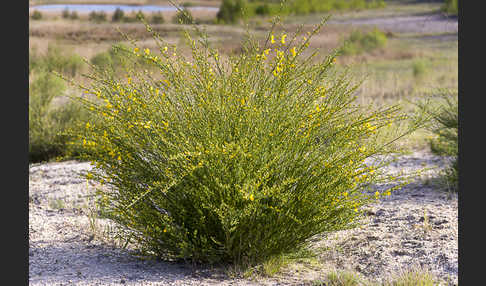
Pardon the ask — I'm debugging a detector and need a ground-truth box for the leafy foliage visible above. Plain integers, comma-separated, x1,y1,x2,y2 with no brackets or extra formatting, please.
71,17,421,267
112,8,125,22
29,69,91,163
151,11,165,24
443,0,458,15
416,89,458,191
217,0,248,24
89,11,107,22
341,28,388,56
31,10,43,20
173,8,194,24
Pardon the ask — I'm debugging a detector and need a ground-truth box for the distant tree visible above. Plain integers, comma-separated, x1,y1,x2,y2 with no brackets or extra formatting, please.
217,0,247,24
112,8,124,22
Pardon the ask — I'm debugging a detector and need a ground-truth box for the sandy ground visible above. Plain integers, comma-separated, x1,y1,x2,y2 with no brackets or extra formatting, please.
29,151,457,286
329,14,458,35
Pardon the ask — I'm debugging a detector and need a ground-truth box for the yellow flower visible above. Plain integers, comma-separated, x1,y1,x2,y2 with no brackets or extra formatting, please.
375,191,380,198
144,48,150,55
163,228,167,233
249,194,254,201
127,77,132,85
290,46,297,57
281,34,287,44
270,34,275,44
134,47,139,53
366,122,377,131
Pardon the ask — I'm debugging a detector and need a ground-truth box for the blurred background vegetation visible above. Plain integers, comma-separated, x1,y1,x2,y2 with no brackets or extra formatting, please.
29,0,458,163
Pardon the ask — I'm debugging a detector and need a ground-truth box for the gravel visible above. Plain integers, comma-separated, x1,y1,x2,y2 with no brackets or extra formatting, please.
29,151,457,286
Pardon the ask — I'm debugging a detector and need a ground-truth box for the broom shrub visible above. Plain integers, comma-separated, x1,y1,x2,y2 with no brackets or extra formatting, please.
70,16,422,267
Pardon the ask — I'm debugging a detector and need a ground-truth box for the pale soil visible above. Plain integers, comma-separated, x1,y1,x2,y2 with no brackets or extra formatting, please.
329,13,458,35
29,151,457,286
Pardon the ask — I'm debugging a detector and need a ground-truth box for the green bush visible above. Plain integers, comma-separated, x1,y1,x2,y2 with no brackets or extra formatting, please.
73,18,420,267
90,43,154,74
255,3,271,15
280,0,385,16
217,0,248,24
90,51,113,69
62,8,70,19
89,11,107,22
416,89,458,191
173,7,194,24
112,8,125,22
151,11,165,24
428,90,458,190
121,10,147,23
29,47,40,74
412,59,428,80
29,44,85,77
31,10,42,20
443,0,458,15
62,7,79,20
69,11,79,20
29,70,91,163
341,28,387,55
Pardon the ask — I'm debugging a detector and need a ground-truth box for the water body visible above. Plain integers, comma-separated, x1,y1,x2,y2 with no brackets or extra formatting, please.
29,4,218,13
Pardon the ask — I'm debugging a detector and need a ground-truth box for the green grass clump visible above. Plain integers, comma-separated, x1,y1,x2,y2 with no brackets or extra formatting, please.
382,267,438,286
310,268,439,286
422,89,458,191
29,43,85,78
29,69,92,163
414,88,457,191
325,270,362,286
90,44,129,72
29,44,93,162
71,16,422,268
412,59,428,80
341,28,388,56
